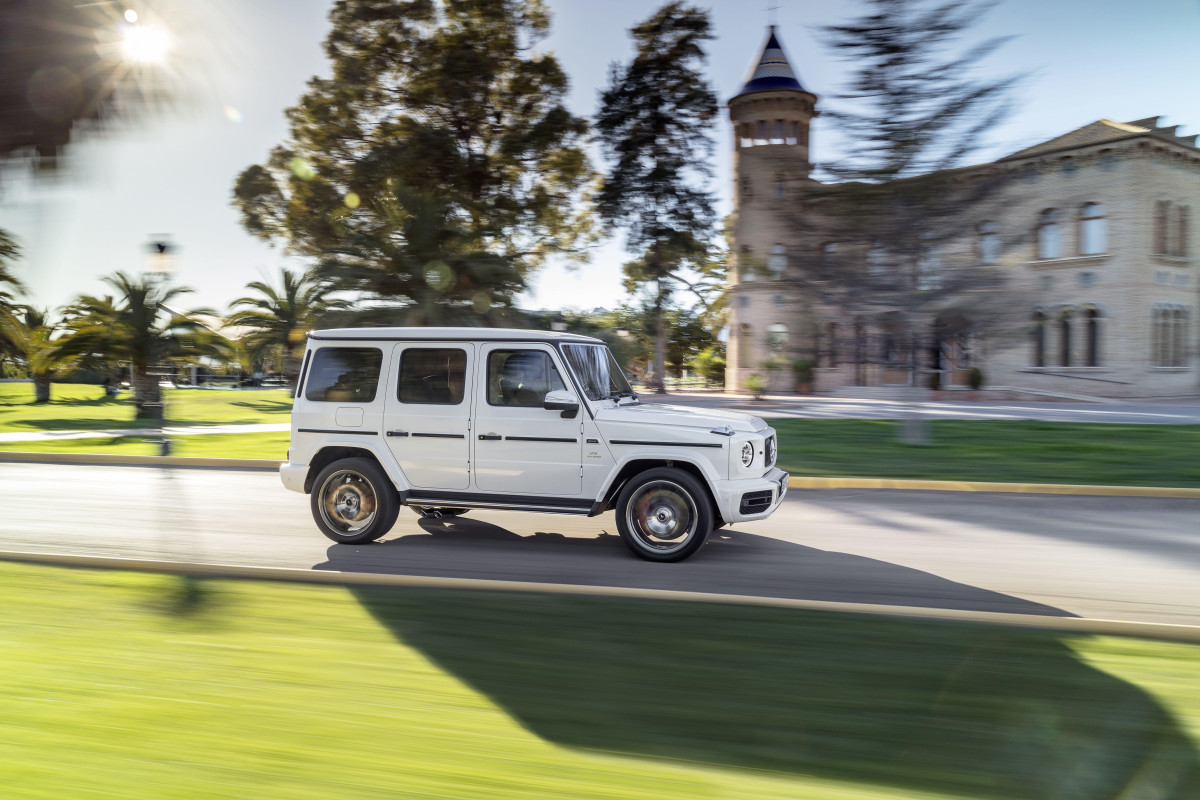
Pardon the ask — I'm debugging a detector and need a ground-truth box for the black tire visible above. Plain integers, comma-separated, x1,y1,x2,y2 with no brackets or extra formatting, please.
411,506,469,519
614,467,714,562
310,457,400,544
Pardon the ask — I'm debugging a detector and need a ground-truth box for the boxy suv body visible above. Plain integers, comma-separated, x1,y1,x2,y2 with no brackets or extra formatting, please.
281,328,787,561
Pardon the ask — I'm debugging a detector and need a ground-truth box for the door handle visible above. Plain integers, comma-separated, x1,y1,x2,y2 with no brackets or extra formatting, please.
478,433,502,440
387,430,409,437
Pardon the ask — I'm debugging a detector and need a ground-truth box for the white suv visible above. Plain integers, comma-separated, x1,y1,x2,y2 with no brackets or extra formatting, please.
280,328,787,562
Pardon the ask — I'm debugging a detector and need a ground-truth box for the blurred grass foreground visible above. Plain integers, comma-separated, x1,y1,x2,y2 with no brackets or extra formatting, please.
0,561,1197,799
4,383,1200,486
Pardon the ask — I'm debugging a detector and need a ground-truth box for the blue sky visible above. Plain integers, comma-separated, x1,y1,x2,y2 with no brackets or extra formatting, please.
1,0,1197,315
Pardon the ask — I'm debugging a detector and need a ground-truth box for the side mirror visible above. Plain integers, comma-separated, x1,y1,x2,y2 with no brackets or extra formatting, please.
543,389,580,419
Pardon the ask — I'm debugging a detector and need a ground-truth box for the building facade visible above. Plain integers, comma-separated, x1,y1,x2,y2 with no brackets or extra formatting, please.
726,28,1200,399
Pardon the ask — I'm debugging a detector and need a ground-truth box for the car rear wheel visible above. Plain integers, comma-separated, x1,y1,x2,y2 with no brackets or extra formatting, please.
615,467,713,562
310,457,399,544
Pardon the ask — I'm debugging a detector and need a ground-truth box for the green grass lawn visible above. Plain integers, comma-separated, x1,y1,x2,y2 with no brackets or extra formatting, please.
0,561,1196,799
0,382,292,433
773,419,1200,487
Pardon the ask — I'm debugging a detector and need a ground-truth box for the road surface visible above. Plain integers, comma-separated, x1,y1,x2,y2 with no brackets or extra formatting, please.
2,463,1197,626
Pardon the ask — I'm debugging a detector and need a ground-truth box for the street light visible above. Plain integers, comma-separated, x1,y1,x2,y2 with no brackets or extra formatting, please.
550,313,567,332
143,238,176,455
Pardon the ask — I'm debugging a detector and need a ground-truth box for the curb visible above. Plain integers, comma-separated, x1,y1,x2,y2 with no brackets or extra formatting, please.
0,451,279,471
1,451,1198,497
786,476,1200,499
2,550,1198,643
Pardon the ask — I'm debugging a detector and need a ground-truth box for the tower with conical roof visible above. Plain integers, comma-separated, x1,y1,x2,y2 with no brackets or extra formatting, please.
727,26,818,390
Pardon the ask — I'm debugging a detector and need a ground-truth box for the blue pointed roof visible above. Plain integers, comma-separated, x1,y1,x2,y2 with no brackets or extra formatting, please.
737,26,806,96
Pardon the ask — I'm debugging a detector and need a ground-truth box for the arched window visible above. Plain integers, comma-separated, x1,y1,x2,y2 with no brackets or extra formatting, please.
977,221,999,264
1084,307,1101,367
820,243,838,279
1179,206,1190,258
739,245,754,282
1059,308,1073,367
1150,305,1188,367
826,322,839,367
755,121,768,145
1155,201,1170,255
917,232,942,290
738,323,754,366
1031,310,1046,367
767,323,788,354
1173,308,1186,367
1079,203,1106,255
787,122,799,145
768,244,787,278
1037,209,1061,259
773,120,785,144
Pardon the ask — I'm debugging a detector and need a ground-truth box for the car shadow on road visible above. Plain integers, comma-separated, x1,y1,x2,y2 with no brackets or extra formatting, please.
314,513,1069,616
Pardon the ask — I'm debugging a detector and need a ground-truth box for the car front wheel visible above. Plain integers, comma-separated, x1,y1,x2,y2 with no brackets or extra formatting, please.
310,457,399,544
615,467,713,562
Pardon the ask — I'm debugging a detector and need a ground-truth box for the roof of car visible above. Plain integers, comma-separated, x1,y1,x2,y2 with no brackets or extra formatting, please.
307,327,605,345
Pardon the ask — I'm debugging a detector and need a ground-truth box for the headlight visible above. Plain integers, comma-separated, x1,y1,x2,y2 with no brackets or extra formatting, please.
740,441,754,467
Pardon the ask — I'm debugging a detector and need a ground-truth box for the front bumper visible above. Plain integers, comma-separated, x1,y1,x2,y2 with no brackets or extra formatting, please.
713,467,789,523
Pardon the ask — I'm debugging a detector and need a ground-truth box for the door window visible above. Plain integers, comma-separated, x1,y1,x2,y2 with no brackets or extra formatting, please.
398,348,467,405
486,350,566,407
304,347,382,402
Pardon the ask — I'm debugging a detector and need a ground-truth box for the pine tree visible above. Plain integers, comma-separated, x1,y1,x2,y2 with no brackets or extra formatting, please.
595,2,718,393
233,0,595,325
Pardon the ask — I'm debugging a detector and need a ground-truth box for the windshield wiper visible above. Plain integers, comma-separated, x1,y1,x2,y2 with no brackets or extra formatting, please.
607,390,639,404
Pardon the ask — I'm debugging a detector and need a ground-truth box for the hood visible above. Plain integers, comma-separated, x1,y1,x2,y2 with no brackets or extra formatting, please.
594,402,769,433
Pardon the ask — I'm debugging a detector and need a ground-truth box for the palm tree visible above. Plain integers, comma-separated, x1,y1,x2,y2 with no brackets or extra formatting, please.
227,268,348,387
0,230,25,364
53,272,229,418
6,309,82,403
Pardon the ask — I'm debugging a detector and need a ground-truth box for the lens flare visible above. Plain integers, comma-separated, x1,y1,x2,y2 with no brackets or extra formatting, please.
472,292,492,314
289,157,315,180
124,9,138,23
424,262,454,291
121,24,171,64
223,105,242,123
344,192,360,209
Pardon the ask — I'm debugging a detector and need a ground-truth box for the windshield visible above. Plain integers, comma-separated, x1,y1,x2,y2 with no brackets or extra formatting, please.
562,344,634,402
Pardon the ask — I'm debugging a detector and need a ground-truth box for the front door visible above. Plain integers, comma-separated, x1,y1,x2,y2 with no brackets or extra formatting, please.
472,344,582,496
383,343,473,490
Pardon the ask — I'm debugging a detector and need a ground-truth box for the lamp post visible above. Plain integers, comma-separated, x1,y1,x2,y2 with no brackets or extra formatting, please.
143,237,176,455
550,313,567,332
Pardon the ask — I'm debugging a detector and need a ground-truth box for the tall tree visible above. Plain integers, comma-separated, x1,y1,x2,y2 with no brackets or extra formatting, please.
227,268,348,387
233,0,594,325
53,273,228,418
784,0,1020,441
0,230,24,362
595,1,718,393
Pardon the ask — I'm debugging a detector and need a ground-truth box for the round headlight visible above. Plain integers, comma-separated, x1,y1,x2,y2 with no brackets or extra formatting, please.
740,441,754,467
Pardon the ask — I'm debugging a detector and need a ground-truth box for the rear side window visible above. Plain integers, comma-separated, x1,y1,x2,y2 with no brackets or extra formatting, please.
487,349,565,407
398,348,467,405
304,347,383,402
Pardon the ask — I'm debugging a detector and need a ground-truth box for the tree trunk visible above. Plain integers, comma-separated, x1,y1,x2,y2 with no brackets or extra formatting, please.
32,373,52,404
133,370,164,419
900,333,929,445
653,279,667,394
283,346,303,397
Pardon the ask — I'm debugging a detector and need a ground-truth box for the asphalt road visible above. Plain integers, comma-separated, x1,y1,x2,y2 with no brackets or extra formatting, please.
3,463,1198,626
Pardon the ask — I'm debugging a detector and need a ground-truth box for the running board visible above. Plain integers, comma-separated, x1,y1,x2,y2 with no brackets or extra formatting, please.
402,492,594,516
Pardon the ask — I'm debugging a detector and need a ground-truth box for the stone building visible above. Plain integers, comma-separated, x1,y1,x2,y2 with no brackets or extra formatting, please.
726,27,1199,399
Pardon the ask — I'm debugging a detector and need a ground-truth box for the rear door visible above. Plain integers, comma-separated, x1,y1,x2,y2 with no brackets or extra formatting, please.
383,343,472,490
472,344,582,496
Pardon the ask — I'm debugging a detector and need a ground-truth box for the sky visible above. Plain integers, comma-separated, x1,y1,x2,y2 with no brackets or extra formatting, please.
1,0,1198,316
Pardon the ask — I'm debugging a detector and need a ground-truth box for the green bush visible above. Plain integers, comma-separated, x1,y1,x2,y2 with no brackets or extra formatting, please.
761,355,789,372
744,373,767,399
967,366,985,391
793,359,814,384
